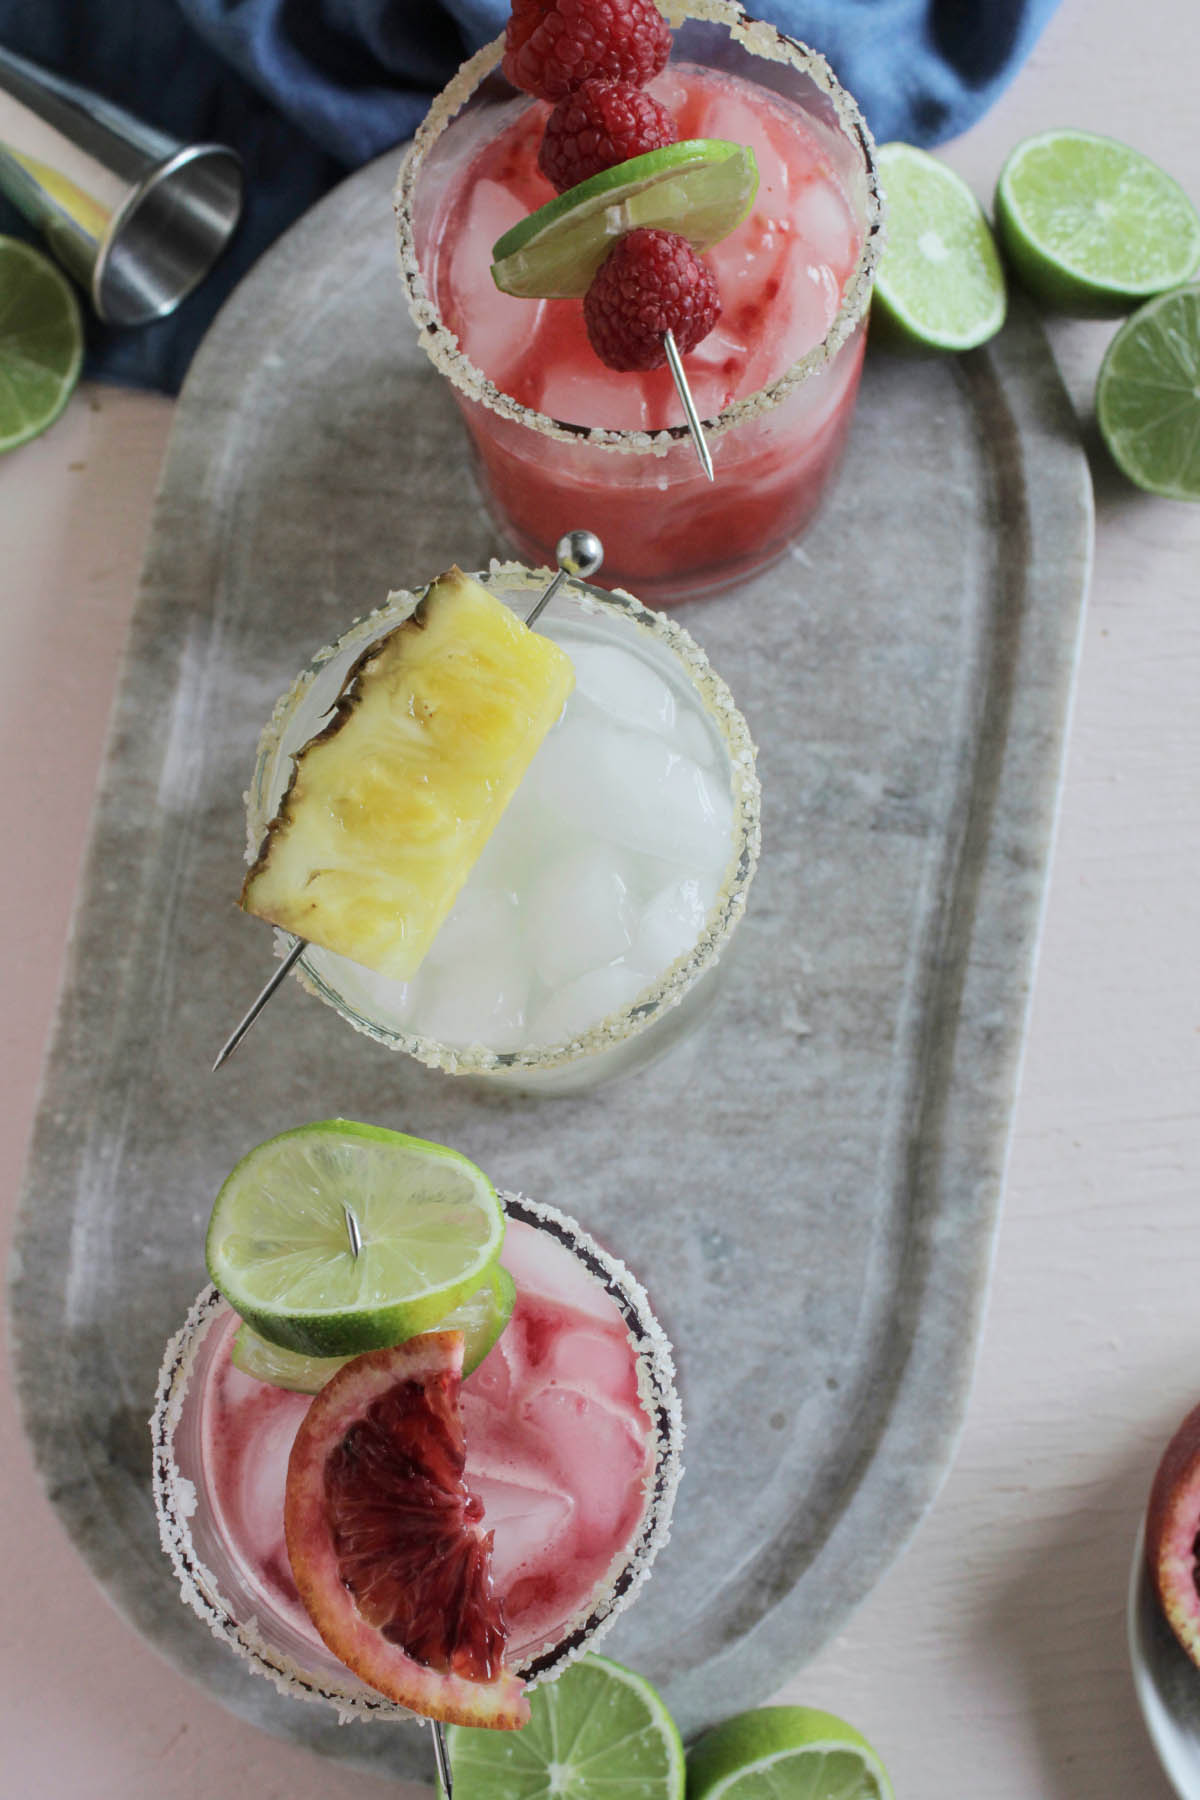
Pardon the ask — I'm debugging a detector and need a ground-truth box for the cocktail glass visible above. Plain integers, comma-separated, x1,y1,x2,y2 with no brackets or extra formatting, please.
245,562,760,1095
394,0,883,604
151,1194,682,1721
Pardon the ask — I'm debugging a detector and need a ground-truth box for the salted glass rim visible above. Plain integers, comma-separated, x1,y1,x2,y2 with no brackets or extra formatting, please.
393,0,884,455
245,561,762,1078
150,1191,684,1723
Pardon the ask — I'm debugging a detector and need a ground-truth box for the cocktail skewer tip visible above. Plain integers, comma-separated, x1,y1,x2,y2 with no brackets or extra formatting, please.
663,328,714,482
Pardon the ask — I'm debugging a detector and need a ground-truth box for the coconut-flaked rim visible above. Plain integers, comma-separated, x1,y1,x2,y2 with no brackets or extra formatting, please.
245,561,762,1078
393,0,884,456
150,1192,684,1725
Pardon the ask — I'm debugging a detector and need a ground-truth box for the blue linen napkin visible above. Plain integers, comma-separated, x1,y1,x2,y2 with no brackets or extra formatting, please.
0,0,1059,391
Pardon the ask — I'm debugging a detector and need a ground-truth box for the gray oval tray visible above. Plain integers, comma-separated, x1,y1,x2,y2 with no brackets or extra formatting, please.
9,151,1092,1781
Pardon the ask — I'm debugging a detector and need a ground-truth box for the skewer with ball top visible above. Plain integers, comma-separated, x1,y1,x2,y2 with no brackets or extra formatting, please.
212,528,606,1072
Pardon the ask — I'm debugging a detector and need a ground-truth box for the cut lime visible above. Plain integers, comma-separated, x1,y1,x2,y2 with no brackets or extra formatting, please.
447,1654,685,1798
205,1120,505,1357
491,139,759,298
230,1262,517,1390
0,236,84,453
687,1705,894,1800
872,142,1006,351
995,129,1200,315
1096,284,1200,501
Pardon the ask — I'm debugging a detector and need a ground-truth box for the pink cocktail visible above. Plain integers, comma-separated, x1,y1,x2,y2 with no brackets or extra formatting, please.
152,1197,681,1720
396,1,882,602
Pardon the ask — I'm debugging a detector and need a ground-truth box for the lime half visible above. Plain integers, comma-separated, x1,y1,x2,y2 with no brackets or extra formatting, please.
231,1262,517,1390
995,130,1200,315
206,1120,505,1357
1096,284,1200,501
687,1705,894,1800
447,1654,685,1799
491,139,759,298
0,236,83,453
872,143,1006,351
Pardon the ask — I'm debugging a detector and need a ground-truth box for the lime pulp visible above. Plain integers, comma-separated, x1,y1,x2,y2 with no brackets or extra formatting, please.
995,129,1200,315
230,1262,517,1390
686,1705,894,1800
491,139,759,299
872,143,1006,352
0,236,84,452
205,1120,505,1358
1096,284,1200,501
446,1654,685,1799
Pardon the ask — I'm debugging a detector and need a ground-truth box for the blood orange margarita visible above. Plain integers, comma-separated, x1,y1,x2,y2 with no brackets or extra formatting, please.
152,1195,681,1721
396,1,882,601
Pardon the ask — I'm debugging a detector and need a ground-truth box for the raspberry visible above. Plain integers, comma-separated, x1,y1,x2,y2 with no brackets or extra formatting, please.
584,228,721,372
538,79,677,192
504,0,672,104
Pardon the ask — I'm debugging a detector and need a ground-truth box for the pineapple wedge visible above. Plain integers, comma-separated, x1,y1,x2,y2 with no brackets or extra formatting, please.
240,568,574,980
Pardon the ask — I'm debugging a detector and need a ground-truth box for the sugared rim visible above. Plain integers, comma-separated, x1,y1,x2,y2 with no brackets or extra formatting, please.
245,561,762,1077
150,1192,684,1725
393,0,883,455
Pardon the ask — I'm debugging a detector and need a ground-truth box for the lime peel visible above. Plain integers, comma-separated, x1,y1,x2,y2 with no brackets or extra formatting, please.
0,235,84,453
872,143,1006,352
995,129,1200,315
686,1704,894,1800
1096,284,1200,501
491,139,759,299
446,1653,686,1799
205,1120,505,1358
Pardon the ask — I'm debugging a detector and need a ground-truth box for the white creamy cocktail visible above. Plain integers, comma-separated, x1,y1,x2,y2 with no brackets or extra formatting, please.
246,564,760,1092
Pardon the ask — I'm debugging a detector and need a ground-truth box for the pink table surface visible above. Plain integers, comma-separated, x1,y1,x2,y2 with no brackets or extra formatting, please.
4,0,1200,1792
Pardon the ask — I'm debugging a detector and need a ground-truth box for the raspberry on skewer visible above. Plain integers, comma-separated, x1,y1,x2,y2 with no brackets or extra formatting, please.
585,227,720,477
504,0,672,102
584,227,721,372
539,79,677,192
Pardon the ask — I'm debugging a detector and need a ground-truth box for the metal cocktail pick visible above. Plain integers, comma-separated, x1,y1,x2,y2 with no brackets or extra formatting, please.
663,329,714,482
212,530,606,1072
342,1199,454,1798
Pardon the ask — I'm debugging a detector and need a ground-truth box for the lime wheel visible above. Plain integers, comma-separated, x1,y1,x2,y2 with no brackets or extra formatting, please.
283,1329,528,1728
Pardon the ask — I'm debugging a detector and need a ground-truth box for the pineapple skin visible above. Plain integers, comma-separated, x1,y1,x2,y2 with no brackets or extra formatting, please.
240,569,574,980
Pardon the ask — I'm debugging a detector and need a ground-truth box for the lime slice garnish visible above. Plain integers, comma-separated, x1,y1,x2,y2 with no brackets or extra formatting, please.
872,143,1006,352
1096,284,1200,501
995,129,1200,315
447,1654,685,1798
0,236,84,453
687,1705,894,1800
491,139,759,298
230,1262,517,1390
205,1120,505,1357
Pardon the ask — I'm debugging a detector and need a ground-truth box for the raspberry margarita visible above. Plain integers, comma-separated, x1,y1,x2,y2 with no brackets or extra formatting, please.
396,1,882,601
152,1196,681,1723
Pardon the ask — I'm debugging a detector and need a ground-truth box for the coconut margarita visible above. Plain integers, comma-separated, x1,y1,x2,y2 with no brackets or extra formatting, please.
244,562,759,1092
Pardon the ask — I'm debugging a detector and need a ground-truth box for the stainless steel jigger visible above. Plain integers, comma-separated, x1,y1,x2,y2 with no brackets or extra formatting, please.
0,45,242,325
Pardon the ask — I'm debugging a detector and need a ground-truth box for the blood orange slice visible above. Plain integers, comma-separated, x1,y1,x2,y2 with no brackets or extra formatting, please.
283,1329,529,1728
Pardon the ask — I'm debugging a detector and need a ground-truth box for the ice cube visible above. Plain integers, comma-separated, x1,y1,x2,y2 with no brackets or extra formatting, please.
672,704,717,768
525,841,637,989
314,949,419,1032
416,943,531,1051
529,963,650,1046
568,642,677,737
528,712,732,865
632,875,712,975
423,884,521,970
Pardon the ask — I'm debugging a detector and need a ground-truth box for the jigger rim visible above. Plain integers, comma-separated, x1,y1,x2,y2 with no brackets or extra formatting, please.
93,140,243,326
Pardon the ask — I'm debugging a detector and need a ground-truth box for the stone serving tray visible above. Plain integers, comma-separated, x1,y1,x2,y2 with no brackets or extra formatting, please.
11,151,1092,1782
